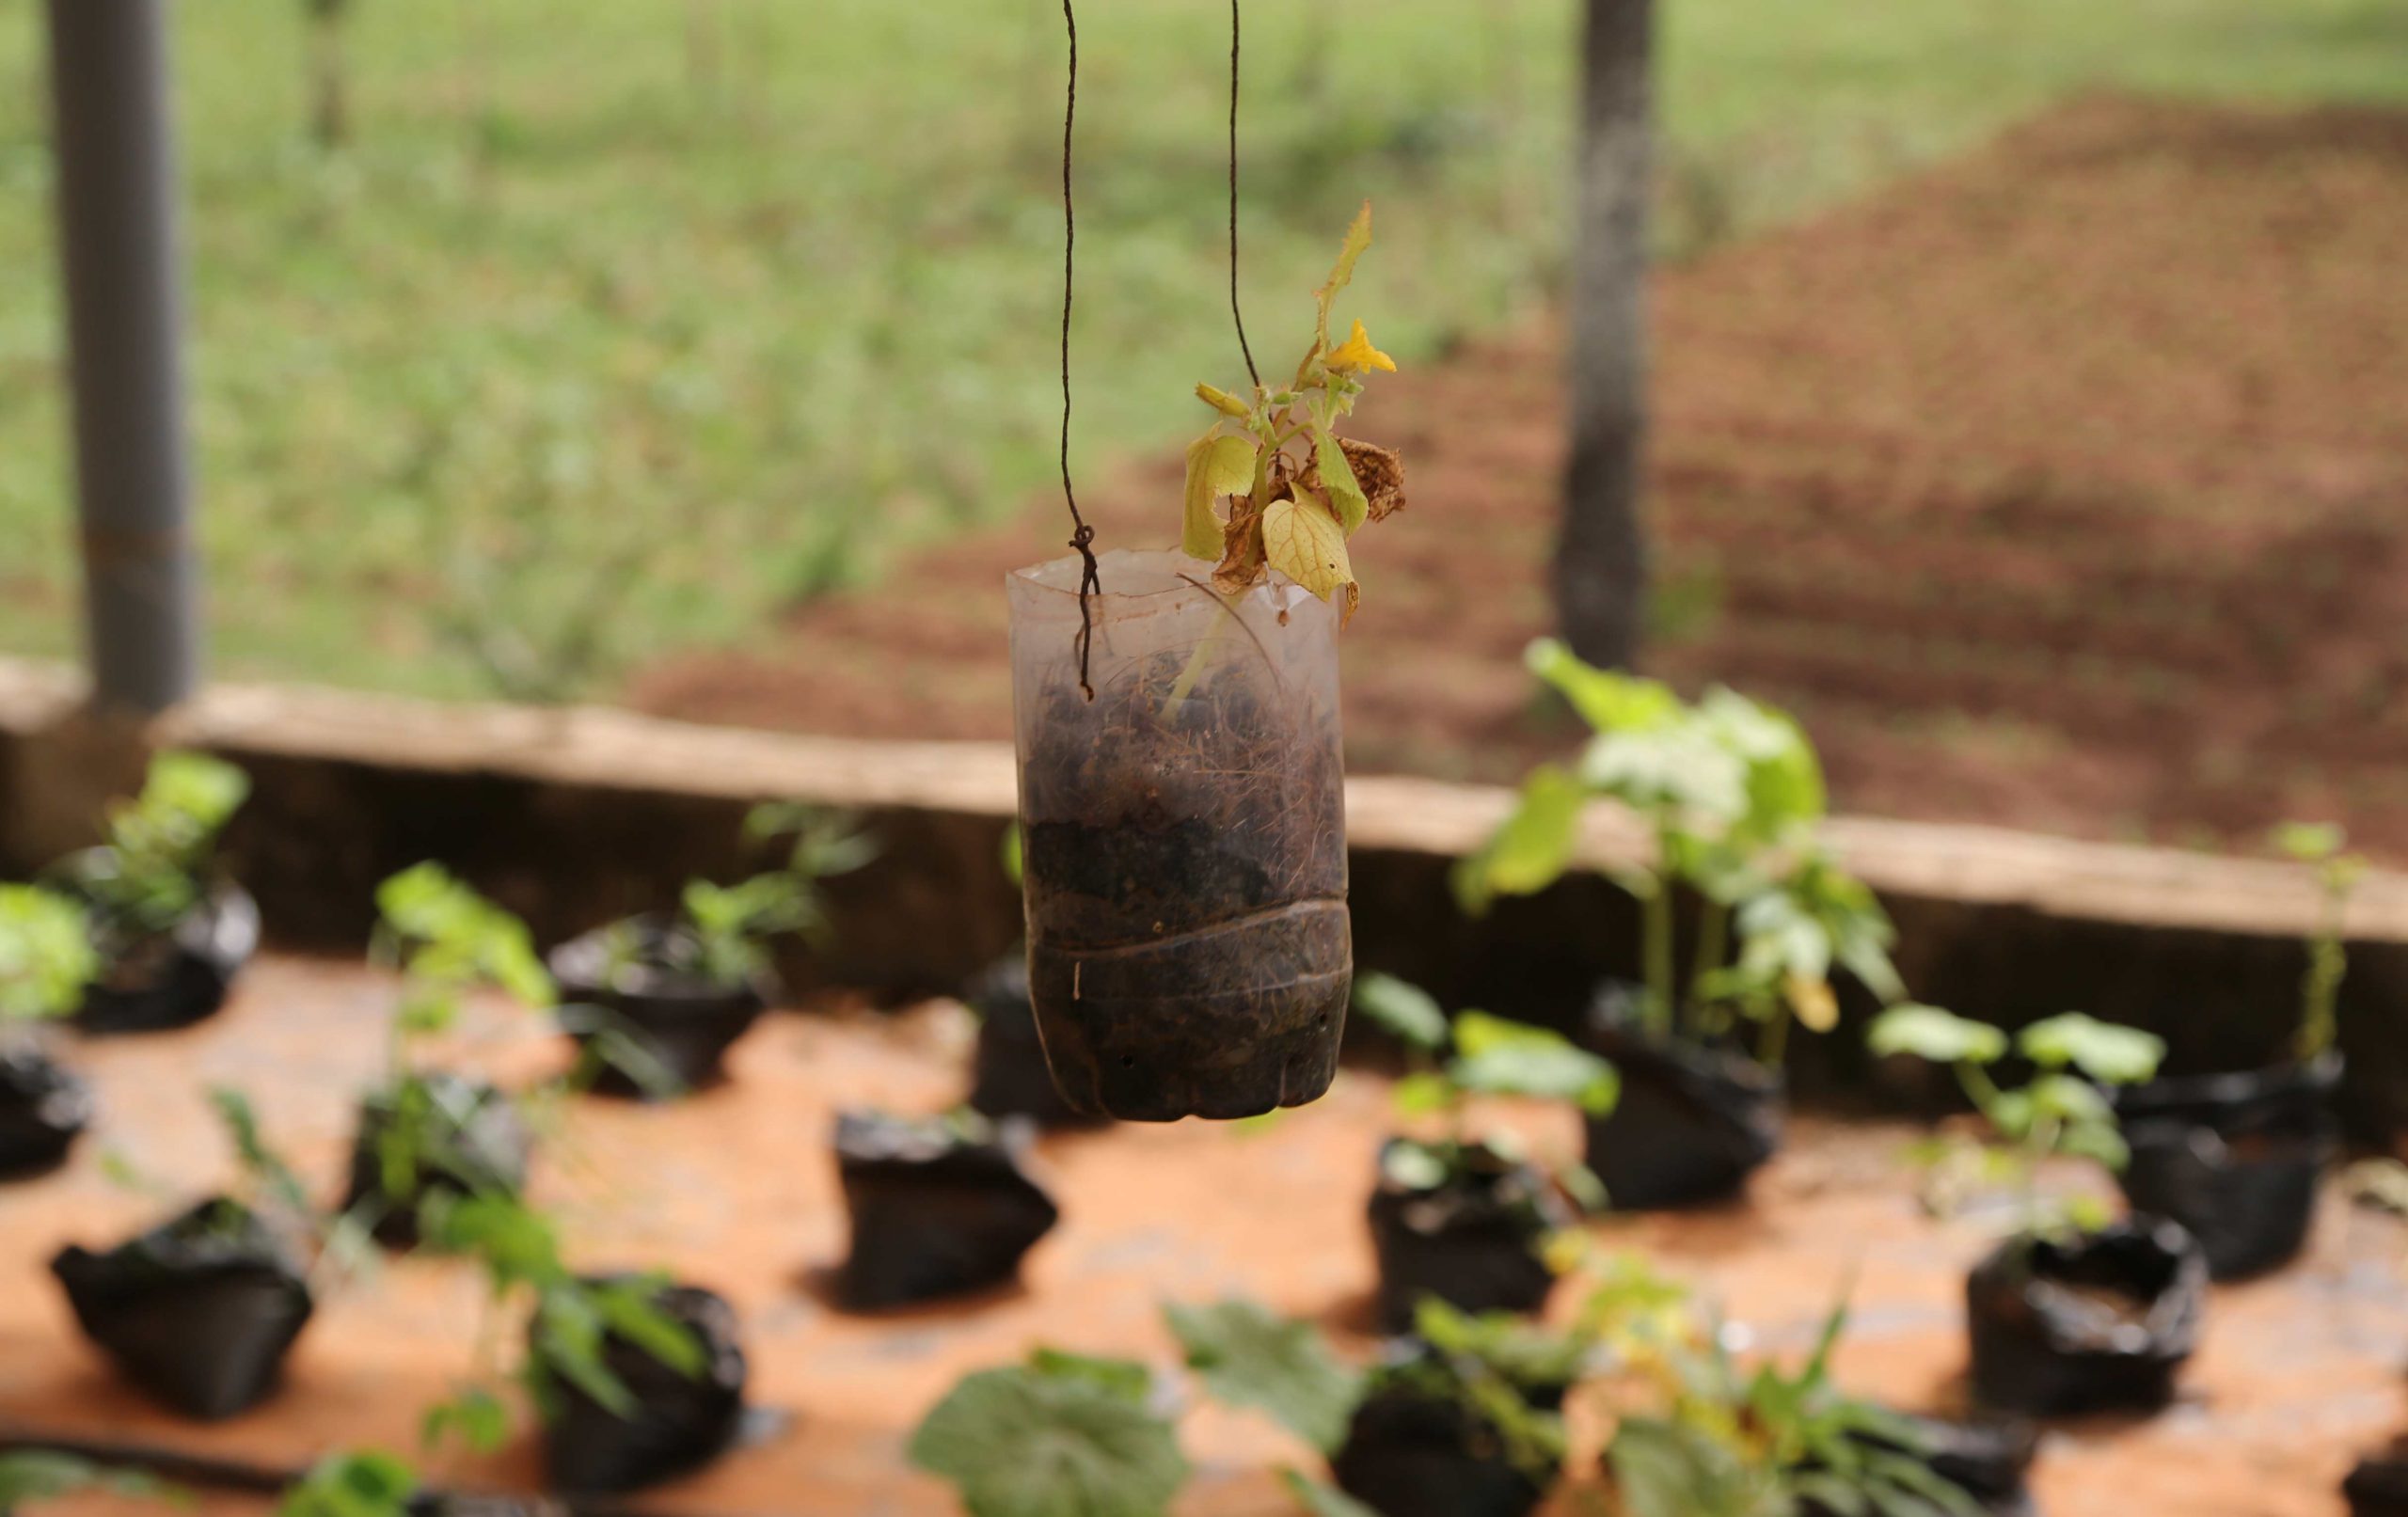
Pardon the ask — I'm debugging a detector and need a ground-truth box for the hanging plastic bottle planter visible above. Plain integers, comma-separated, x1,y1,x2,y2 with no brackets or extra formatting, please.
1012,6,1407,1120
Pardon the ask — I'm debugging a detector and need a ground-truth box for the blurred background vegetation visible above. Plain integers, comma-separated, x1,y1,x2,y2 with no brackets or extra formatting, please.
0,0,2400,701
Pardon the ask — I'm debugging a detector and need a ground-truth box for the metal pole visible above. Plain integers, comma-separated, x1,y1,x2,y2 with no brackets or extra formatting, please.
43,0,199,713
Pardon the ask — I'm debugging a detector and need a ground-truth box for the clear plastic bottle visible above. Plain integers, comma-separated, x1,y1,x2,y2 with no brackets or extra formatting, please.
1007,548,1351,1121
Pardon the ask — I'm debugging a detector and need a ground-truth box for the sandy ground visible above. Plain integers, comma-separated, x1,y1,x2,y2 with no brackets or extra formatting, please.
1,955,2405,1514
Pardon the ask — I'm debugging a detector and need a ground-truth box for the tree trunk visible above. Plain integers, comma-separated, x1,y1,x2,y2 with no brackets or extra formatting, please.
308,0,349,149
1557,0,1653,669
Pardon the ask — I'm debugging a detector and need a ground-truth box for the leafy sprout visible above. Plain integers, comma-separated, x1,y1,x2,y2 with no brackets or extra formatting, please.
1868,1003,2164,1235
1180,203,1406,624
1355,977,1614,1209
2274,819,2365,1062
636,803,877,989
375,862,555,1051
0,885,97,1025
56,751,249,941
908,1349,1188,1517
415,1192,703,1460
1454,640,1897,1065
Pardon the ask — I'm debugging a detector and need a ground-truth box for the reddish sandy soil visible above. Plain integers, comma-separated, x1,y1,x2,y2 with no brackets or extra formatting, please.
6,956,2408,1515
627,95,2408,861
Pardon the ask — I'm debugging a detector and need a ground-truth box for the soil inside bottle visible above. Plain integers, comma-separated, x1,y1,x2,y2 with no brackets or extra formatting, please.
1015,562,1352,1123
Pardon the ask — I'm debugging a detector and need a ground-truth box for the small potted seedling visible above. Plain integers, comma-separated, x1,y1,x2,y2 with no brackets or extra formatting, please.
549,803,874,1098
1458,643,1904,1209
1587,1256,2027,1517
831,1106,1060,1311
44,751,258,1035
914,1300,1541,1517
1009,205,1407,1123
1868,1004,2206,1416
52,1088,338,1420
1329,1299,1587,1517
2114,821,2362,1279
0,886,99,1177
343,865,552,1249
418,1192,741,1495
965,827,1100,1130
1352,974,1613,1334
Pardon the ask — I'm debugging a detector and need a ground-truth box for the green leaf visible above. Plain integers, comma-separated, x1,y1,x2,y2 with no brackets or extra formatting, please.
1449,1012,1620,1114
1866,1004,2007,1067
1278,1469,1380,1517
1350,972,1448,1052
1452,765,1585,914
277,1450,417,1517
591,1277,706,1378
208,1086,315,1223
1030,1349,1155,1404
1164,1299,1362,1455
1182,431,1258,561
421,1386,511,1456
2017,1013,2164,1085
2273,820,2344,862
1316,432,1369,537
909,1364,1189,1517
1379,1139,1450,1190
0,884,97,1022
1608,1416,1779,1517
1526,639,1685,735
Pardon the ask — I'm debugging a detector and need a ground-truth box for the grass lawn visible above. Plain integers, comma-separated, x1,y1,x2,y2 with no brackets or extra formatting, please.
0,0,2400,701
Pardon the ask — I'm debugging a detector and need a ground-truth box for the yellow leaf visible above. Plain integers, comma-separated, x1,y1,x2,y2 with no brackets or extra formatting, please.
1324,320,1397,375
1196,382,1251,419
1260,491,1354,602
1312,201,1373,349
1182,431,1258,561
1315,431,1369,536
1785,972,1840,1034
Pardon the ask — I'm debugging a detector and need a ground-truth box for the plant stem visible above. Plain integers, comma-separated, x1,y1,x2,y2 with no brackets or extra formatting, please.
1756,1003,1789,1069
1640,834,1677,1038
1687,896,1727,1020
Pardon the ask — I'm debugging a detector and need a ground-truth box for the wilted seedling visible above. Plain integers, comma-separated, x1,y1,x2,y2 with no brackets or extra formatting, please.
1454,641,1903,1064
1180,204,1407,624
1869,1004,2164,1235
